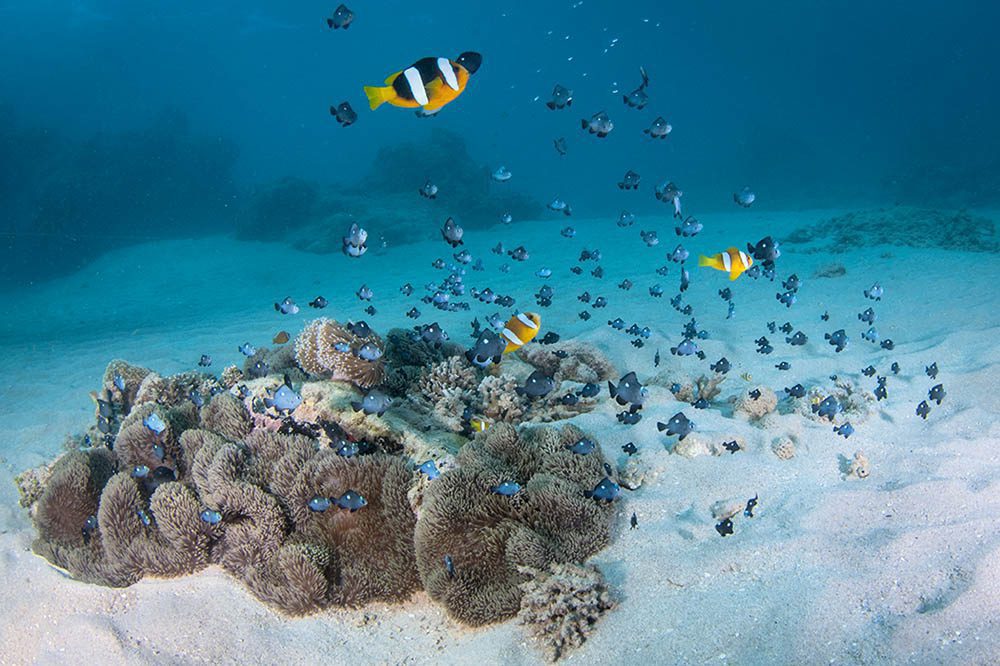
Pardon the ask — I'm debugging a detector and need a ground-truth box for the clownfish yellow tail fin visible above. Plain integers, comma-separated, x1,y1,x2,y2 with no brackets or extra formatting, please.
698,254,718,269
364,85,394,110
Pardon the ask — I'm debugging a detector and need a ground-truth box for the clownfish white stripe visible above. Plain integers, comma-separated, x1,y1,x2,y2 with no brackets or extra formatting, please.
738,251,751,269
721,251,732,272
403,67,429,105
438,57,459,90
516,313,538,329
501,328,524,346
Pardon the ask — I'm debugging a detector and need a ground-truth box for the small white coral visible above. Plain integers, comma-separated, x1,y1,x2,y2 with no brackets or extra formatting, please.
432,387,474,433
518,562,614,662
672,433,744,458
847,450,870,479
417,356,478,401
734,386,778,421
477,374,528,422
771,436,796,460
220,365,244,389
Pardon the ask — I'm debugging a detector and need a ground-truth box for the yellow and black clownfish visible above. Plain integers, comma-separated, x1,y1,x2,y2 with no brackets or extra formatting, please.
501,312,541,353
364,52,482,115
698,247,754,281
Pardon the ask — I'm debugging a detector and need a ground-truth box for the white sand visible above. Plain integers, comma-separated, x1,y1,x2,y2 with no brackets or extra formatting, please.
1,208,998,664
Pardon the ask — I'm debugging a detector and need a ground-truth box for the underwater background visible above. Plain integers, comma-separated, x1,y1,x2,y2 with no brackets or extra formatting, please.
2,1,1000,664
2,0,998,286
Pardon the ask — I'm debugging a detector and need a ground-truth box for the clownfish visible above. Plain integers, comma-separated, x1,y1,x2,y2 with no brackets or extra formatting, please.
698,247,754,281
501,312,541,353
364,52,482,115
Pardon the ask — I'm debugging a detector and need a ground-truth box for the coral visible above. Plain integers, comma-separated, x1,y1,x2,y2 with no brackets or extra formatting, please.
618,452,650,490
674,374,726,404
734,386,778,421
785,207,999,254
239,443,420,612
710,498,744,522
383,328,462,370
414,423,615,626
517,342,616,384
797,377,875,424
30,448,140,586
14,458,58,509
477,374,528,423
431,388,475,433
244,344,308,383
220,364,244,388
847,450,870,479
518,562,614,662
528,391,599,423
418,356,479,401
134,370,222,408
295,318,386,389
771,436,797,460
671,433,745,458
98,474,212,577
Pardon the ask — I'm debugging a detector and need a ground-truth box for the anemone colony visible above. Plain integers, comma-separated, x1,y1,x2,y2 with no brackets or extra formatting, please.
17,317,620,661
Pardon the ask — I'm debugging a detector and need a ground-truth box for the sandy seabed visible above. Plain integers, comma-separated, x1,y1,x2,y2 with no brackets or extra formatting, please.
1,208,998,665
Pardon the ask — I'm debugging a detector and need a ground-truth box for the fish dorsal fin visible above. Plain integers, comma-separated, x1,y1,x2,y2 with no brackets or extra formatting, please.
384,71,401,85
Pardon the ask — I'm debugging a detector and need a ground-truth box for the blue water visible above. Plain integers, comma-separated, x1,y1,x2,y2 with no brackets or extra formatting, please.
2,1,998,285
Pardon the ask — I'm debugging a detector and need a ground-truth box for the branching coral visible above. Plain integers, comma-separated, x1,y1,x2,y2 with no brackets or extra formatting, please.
796,377,875,424
418,356,479,401
294,318,386,389
674,374,727,404
414,423,615,626
518,562,615,662
220,365,244,388
134,371,221,408
477,374,528,423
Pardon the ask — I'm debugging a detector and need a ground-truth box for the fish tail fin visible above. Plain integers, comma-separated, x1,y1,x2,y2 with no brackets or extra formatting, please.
364,85,393,110
697,254,716,269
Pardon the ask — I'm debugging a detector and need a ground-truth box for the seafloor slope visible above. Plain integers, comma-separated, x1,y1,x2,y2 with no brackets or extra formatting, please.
0,208,998,664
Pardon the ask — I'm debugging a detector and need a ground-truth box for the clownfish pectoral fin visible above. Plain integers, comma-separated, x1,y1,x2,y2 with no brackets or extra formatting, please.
364,85,394,110
729,269,741,281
